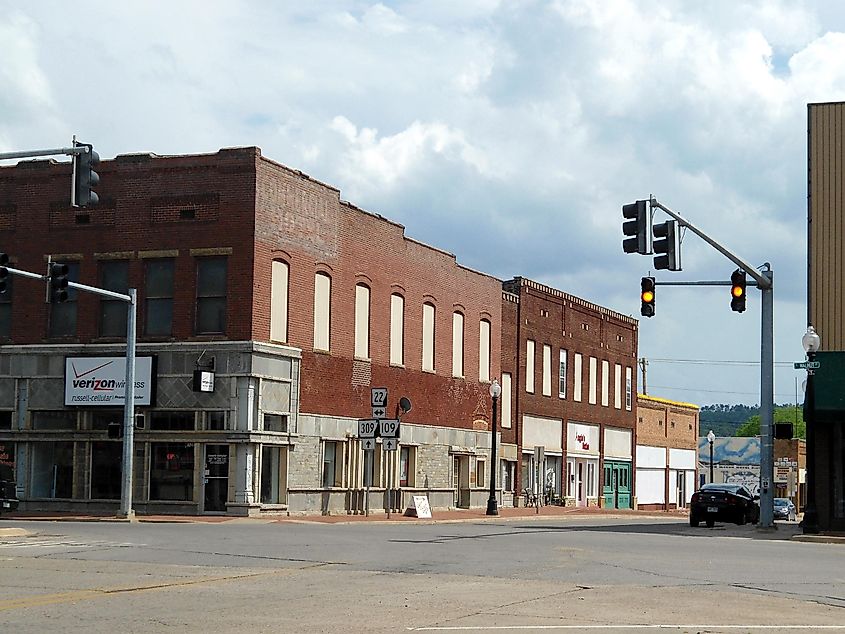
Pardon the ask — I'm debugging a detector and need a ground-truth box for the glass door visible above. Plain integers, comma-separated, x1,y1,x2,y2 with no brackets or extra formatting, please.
203,444,229,513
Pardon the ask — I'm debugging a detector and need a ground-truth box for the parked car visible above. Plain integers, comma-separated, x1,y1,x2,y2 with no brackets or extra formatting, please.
0,479,19,514
690,483,760,528
773,497,797,521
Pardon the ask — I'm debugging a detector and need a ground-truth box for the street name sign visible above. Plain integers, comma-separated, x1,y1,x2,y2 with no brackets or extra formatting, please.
358,419,378,438
794,361,820,369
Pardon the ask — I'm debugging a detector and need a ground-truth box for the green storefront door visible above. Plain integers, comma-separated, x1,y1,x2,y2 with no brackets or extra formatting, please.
602,461,632,509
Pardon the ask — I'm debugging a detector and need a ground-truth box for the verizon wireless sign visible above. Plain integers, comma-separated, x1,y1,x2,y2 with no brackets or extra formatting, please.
65,357,154,406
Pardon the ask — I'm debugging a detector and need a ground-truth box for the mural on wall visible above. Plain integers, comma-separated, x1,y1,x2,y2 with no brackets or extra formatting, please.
697,437,760,464
697,436,761,495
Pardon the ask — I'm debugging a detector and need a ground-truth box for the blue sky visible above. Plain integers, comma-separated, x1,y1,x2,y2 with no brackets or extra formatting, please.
3,0,845,406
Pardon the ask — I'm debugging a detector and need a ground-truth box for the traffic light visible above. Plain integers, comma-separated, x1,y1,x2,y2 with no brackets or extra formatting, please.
49,262,69,303
641,276,656,317
730,269,747,313
72,142,100,208
622,200,650,255
0,253,8,294
652,220,681,271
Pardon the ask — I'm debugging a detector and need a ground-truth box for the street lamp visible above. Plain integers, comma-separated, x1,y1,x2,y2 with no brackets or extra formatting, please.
486,379,502,516
707,430,716,484
802,325,821,534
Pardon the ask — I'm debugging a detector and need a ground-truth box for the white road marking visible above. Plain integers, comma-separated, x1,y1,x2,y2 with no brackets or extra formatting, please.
409,626,845,631
0,538,139,550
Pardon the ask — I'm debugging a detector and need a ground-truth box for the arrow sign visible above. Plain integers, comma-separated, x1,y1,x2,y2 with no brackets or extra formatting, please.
371,406,386,419
384,438,399,451
362,438,376,451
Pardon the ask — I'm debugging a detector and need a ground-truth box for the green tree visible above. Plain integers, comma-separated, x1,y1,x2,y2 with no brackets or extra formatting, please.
734,405,806,439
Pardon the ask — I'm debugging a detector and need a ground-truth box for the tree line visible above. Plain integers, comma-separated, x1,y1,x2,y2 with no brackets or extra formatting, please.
699,403,806,439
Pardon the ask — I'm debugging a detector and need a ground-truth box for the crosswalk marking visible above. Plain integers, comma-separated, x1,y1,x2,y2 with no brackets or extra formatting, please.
0,538,139,550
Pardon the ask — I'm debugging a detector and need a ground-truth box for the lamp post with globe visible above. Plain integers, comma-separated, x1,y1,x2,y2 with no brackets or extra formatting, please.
486,379,502,516
802,325,821,534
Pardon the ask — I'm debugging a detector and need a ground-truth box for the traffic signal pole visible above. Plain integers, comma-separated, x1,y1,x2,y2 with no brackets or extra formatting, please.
648,197,776,529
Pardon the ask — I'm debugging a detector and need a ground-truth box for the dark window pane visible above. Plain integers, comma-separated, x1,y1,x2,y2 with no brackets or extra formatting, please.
263,414,287,432
197,297,226,334
146,260,174,296
90,441,122,499
146,299,173,336
91,410,122,431
206,411,226,430
100,301,127,337
99,261,129,337
196,258,227,335
145,260,174,337
150,443,194,501
149,411,195,431
197,258,227,296
32,411,76,430
31,442,74,498
0,275,11,338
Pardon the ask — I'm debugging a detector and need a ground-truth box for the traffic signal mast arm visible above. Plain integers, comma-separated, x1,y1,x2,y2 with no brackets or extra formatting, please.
4,265,131,302
0,145,92,161
649,196,771,289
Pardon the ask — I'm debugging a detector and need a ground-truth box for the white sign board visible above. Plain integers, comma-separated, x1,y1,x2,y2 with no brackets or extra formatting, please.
371,387,388,407
361,438,376,451
409,495,432,519
372,405,387,419
379,419,400,438
384,438,398,451
358,419,378,438
65,356,154,406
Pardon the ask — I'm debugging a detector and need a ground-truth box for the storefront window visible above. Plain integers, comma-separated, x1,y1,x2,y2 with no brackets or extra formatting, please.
322,441,338,488
31,442,74,498
150,443,194,501
91,441,122,499
399,446,416,487
263,414,288,432
205,411,227,430
0,411,12,430
32,411,76,431
502,460,516,492
0,441,15,481
260,446,281,504
150,411,195,431
91,410,122,431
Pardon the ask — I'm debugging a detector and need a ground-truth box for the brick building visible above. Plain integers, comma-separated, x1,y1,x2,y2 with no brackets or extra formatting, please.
635,394,699,511
501,278,639,508
0,147,502,515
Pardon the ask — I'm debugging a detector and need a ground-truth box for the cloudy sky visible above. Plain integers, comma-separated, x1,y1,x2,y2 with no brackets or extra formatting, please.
3,0,844,408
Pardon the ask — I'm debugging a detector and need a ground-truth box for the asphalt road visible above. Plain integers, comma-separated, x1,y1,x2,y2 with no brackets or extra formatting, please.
0,515,842,633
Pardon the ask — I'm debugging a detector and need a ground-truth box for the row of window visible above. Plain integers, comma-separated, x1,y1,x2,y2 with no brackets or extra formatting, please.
0,256,227,339
2,410,287,433
524,342,633,410
278,267,493,379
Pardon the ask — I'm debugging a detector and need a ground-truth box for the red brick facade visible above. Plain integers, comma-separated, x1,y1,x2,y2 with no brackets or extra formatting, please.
501,278,639,498
0,147,502,432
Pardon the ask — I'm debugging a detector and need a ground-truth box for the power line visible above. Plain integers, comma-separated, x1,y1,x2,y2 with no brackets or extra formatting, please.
648,357,796,367
649,384,799,399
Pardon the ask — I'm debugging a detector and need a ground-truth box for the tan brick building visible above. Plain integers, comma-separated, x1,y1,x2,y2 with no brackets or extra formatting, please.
635,394,699,510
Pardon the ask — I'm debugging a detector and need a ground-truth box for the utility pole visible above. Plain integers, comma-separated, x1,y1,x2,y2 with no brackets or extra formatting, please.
639,358,648,394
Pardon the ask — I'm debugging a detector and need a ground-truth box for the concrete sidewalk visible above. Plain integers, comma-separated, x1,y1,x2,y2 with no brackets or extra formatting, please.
1,504,688,525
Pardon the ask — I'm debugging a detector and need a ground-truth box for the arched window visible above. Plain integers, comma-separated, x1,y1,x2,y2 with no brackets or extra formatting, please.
452,311,464,378
422,302,436,372
390,293,404,365
478,318,491,382
270,260,289,342
354,283,371,359
313,272,331,351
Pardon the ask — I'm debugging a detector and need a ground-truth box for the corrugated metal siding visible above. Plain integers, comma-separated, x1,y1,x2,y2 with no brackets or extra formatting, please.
809,102,845,350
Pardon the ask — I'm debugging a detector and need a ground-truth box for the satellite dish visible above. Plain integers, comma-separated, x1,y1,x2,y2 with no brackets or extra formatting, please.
399,396,412,414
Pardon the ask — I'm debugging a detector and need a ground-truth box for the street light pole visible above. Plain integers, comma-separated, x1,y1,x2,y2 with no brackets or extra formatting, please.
486,379,501,516
802,326,820,534
707,430,715,483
